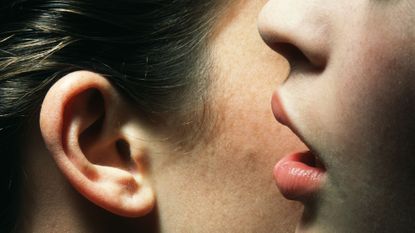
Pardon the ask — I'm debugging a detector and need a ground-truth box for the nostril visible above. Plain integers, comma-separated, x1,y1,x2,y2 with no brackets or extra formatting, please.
277,43,309,68
271,43,326,74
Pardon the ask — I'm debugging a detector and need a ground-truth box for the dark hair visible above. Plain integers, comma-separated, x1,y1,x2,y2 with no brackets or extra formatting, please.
0,0,222,231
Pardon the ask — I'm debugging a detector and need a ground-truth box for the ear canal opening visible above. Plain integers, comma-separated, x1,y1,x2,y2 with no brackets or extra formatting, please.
116,139,132,163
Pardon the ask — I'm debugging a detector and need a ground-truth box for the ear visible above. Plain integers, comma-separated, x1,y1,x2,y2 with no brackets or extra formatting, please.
40,71,155,217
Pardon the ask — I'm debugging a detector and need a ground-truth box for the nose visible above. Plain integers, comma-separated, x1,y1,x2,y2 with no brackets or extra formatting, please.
258,0,330,71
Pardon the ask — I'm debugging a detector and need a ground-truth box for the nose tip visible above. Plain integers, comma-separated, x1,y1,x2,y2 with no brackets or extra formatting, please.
258,0,329,71
257,1,292,51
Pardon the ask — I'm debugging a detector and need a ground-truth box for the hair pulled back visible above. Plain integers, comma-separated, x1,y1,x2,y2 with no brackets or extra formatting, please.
0,1,220,231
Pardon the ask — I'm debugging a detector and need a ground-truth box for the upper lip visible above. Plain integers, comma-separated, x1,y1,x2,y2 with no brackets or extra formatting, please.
271,90,325,167
271,90,297,131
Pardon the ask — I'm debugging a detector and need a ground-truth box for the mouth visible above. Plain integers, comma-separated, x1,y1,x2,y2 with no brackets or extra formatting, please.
272,91,326,201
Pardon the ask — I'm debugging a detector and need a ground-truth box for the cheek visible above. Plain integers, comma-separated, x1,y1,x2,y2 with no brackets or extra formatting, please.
340,48,413,123
281,48,414,165
320,49,415,172
329,24,413,128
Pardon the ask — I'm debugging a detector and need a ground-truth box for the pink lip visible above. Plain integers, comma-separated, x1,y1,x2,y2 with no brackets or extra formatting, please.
271,90,326,201
274,151,325,201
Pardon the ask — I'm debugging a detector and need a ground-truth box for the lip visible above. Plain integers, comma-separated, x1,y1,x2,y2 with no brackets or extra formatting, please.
274,151,325,201
271,90,291,127
272,90,326,201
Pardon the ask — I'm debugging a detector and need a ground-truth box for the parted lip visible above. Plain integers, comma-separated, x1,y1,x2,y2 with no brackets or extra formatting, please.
271,89,313,150
273,151,326,201
271,89,326,201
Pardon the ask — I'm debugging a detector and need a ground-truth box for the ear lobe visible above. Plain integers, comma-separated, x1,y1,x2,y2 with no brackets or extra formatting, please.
40,71,155,217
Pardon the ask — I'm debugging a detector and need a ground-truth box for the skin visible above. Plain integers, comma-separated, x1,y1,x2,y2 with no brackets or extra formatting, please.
151,1,304,232
258,0,415,233
20,0,305,232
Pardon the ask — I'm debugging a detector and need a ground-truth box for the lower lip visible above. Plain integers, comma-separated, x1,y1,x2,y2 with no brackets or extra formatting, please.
274,151,326,201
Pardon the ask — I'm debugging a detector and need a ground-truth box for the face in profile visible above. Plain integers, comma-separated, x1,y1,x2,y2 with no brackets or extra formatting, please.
258,0,415,232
